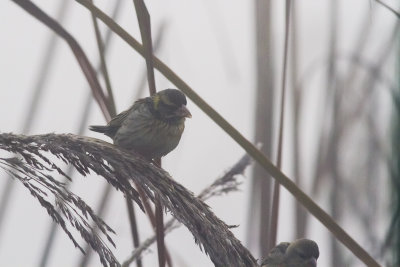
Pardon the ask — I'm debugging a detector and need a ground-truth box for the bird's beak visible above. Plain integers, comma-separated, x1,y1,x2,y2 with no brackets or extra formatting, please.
306,257,317,267
176,105,192,118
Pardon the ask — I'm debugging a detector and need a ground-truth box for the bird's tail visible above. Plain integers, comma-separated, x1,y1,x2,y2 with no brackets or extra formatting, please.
89,125,117,138
89,125,109,134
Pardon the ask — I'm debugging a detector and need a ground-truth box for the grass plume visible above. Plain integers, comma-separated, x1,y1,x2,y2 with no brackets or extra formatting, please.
0,133,257,267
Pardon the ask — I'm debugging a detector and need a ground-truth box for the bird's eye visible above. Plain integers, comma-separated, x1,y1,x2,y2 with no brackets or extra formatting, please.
298,251,307,259
159,100,174,109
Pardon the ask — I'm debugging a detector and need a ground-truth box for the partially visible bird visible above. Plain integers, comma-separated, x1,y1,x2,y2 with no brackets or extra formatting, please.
261,242,290,266
90,89,191,159
260,239,319,267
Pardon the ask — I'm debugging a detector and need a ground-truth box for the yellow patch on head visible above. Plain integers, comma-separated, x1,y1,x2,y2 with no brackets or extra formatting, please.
153,94,161,109
160,94,174,106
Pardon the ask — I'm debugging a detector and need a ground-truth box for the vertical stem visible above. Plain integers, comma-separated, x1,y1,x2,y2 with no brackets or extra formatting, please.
153,159,166,267
155,195,165,267
131,1,167,265
326,0,343,266
269,0,292,249
89,0,116,116
134,183,173,267
290,0,307,239
126,199,143,267
248,0,275,257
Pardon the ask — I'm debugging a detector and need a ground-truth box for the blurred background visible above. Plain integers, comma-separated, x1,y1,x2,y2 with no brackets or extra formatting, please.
0,0,398,266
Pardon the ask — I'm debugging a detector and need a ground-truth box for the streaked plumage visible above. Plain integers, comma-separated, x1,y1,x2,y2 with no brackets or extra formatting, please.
90,89,191,159
261,239,319,267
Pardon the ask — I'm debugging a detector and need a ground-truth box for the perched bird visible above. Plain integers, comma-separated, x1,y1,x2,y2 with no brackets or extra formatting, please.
261,239,319,267
261,242,290,266
90,89,191,159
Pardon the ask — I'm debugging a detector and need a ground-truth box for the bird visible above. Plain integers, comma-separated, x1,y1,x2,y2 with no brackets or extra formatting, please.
260,239,319,267
90,89,191,159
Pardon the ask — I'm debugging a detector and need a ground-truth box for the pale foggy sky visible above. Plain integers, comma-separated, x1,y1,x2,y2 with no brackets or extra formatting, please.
0,1,396,266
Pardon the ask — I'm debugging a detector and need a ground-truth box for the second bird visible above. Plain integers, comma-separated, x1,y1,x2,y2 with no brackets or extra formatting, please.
90,89,191,159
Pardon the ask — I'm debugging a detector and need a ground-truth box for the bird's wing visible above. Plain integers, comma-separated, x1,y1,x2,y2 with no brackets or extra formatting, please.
108,109,130,128
261,242,290,266
111,97,150,125
108,99,148,131
100,104,137,138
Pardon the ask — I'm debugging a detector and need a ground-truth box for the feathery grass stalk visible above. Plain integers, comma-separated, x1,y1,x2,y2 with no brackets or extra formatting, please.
75,1,381,265
41,1,122,263
79,185,115,267
0,133,257,267
122,152,252,266
0,137,121,267
40,94,94,267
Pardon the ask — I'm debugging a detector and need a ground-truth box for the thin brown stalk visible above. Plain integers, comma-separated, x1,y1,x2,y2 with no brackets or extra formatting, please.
249,0,275,257
133,0,156,95
135,187,175,267
9,1,119,266
76,0,125,265
290,0,307,239
122,220,180,267
375,0,400,18
326,1,343,265
11,0,111,121
155,195,165,267
133,179,173,267
0,0,70,247
269,0,292,250
75,2,381,265
311,4,376,196
133,22,167,100
131,1,168,266
89,0,116,116
126,199,142,267
89,2,141,267
80,17,166,267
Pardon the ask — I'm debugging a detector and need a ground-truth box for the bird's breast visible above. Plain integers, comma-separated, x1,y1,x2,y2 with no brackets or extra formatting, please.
114,112,185,158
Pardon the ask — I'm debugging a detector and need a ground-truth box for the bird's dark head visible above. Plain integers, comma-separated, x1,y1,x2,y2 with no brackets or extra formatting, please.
285,239,319,267
151,89,192,122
